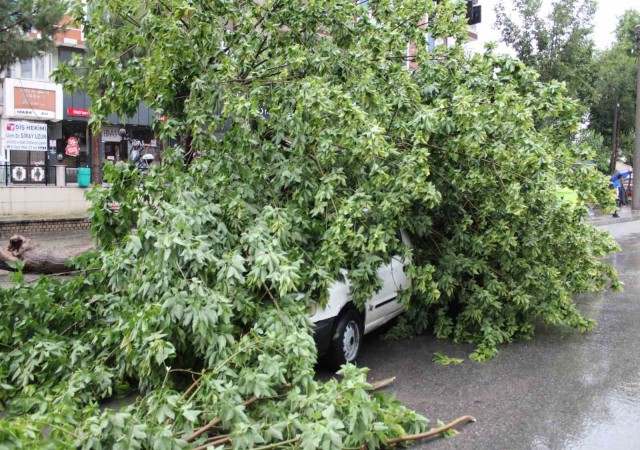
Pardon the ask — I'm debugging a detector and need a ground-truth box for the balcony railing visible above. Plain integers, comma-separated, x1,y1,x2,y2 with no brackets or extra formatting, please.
2,164,55,186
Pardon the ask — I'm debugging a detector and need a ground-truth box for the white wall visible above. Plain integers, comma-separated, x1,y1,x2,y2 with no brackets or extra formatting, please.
0,186,90,216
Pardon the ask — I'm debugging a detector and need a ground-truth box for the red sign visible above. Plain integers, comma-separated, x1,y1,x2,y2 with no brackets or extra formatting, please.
158,115,167,122
65,136,80,157
67,108,90,117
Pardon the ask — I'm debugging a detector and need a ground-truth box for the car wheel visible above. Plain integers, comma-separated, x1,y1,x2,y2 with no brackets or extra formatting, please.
326,308,364,369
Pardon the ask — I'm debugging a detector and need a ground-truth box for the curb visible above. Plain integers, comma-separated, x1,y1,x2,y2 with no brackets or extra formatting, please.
0,217,91,235
0,216,89,224
589,215,640,227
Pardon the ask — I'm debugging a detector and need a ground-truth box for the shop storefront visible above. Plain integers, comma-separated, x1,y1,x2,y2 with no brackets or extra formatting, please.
55,46,164,184
62,108,159,185
0,78,63,184
56,118,91,183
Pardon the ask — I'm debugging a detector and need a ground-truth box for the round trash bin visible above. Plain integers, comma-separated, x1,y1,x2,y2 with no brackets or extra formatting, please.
77,167,91,187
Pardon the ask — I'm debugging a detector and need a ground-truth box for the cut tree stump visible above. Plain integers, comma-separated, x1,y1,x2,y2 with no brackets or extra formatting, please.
0,235,94,274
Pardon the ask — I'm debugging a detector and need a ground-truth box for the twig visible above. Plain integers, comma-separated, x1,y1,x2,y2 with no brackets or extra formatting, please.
164,370,205,427
184,419,222,443
369,376,396,391
249,437,301,450
262,283,281,312
209,434,230,445
385,415,476,446
183,372,205,398
116,11,141,28
0,14,31,33
193,434,231,450
184,396,259,443
158,0,190,30
116,44,139,60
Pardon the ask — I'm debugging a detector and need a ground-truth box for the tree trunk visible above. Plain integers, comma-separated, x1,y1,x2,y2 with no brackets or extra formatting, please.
0,235,93,274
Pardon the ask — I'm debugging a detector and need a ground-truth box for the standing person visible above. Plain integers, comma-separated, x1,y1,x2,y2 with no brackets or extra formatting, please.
618,174,628,206
611,181,620,218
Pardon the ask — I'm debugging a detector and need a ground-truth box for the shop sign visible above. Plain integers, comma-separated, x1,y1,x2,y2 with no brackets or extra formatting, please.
65,137,80,157
102,126,121,142
3,78,63,121
1,120,47,152
13,87,57,119
67,108,90,117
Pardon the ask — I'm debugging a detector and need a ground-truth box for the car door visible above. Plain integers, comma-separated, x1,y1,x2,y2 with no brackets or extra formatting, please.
364,262,399,333
391,229,411,297
363,230,410,333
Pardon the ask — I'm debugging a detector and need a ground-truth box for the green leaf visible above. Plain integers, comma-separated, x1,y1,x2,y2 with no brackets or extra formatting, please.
432,353,464,366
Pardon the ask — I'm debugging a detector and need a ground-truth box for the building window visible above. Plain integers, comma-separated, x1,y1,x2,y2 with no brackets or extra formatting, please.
35,55,45,79
14,54,51,81
21,59,33,79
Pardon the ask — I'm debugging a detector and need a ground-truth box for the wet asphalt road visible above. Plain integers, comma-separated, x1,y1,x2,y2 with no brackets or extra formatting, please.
320,220,640,450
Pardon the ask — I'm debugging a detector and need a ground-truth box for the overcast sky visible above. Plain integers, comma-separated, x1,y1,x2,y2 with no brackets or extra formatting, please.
467,0,640,54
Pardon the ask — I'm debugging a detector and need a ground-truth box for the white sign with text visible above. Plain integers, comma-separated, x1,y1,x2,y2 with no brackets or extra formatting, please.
1,120,48,152
102,126,122,142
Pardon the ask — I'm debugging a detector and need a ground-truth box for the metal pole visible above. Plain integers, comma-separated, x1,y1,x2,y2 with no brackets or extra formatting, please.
633,25,640,210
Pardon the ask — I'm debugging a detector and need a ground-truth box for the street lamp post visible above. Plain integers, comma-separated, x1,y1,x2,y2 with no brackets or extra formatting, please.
633,25,640,210
118,127,127,163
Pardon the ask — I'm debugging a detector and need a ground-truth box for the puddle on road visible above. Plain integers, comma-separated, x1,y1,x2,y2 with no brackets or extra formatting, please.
556,232,640,450
561,383,640,450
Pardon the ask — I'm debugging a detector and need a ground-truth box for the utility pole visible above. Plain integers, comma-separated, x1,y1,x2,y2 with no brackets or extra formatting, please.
633,25,640,210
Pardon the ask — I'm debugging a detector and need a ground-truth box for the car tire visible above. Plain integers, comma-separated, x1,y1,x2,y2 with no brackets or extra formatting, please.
325,308,364,369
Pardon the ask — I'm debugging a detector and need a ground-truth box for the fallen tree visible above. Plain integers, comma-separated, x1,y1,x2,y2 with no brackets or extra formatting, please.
0,0,619,448
0,235,92,274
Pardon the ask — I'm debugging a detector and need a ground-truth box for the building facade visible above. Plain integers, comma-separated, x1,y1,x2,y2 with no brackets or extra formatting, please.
0,17,161,187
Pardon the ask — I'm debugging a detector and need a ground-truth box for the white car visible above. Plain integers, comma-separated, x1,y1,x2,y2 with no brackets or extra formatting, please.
310,230,412,367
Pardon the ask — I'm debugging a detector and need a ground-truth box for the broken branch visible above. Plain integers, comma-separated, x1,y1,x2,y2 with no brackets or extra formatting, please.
0,235,93,274
369,376,396,391
385,415,476,446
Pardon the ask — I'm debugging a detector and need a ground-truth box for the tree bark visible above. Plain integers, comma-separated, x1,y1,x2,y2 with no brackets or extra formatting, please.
0,235,93,274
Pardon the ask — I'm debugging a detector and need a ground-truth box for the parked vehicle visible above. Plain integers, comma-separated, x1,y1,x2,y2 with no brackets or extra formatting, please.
310,230,412,368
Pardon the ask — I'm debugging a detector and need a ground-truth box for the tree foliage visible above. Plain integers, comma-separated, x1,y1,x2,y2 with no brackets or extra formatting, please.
495,0,598,106
588,9,640,165
0,0,619,448
613,8,640,55
0,0,67,74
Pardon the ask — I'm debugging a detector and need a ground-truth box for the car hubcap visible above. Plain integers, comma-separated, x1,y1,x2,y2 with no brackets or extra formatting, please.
342,321,360,362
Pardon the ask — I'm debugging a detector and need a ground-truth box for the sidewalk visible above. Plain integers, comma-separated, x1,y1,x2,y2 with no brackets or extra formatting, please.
588,205,640,226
